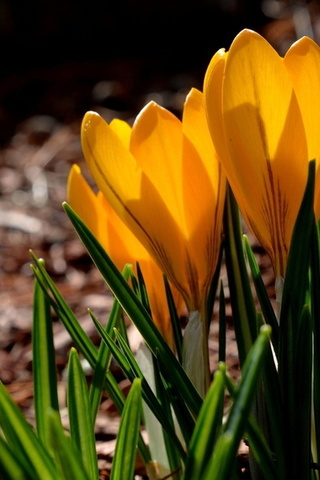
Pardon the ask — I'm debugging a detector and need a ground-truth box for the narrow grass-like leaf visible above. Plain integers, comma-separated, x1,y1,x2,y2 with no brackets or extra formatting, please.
218,282,226,362
67,348,99,480
136,261,152,315
89,312,131,374
224,372,281,480
201,325,271,480
255,341,286,478
115,327,193,450
32,270,60,446
224,187,257,365
94,325,157,465
110,378,142,480
290,305,312,479
104,370,151,464
243,235,279,349
30,252,98,368
184,365,225,480
279,161,315,480
150,351,182,477
245,416,280,480
135,344,174,476
280,160,315,324
312,222,320,463
31,253,152,464
163,275,183,362
153,362,195,448
89,273,128,423
63,202,202,418
47,409,91,480
207,240,224,329
105,370,126,411
0,435,33,480
115,328,194,447
114,328,150,377
91,316,186,459
0,380,57,480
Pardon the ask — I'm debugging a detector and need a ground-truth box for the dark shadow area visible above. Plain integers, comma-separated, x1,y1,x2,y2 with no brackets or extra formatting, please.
0,0,270,144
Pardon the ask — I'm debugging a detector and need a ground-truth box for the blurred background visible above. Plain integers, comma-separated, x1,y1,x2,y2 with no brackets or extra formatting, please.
0,1,319,474
1,0,319,145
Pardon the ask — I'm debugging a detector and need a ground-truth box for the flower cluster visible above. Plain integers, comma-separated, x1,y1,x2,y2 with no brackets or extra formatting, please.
68,29,320,381
68,88,226,335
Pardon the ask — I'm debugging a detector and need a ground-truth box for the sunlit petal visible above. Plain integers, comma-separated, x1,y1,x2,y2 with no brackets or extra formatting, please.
182,89,225,235
110,118,132,149
203,48,229,164
68,164,184,348
67,164,106,244
181,88,226,304
284,36,320,219
81,86,225,313
79,88,225,394
130,102,184,227
205,29,308,276
82,112,183,283
81,111,141,211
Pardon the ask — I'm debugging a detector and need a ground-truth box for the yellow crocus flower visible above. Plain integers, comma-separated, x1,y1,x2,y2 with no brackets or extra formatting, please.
67,164,186,349
80,88,226,396
204,29,313,281
283,36,320,219
81,88,225,316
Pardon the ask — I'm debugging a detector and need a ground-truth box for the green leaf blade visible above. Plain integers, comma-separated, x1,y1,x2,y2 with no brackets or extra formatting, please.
32,271,60,446
110,378,142,480
47,410,91,480
202,325,271,480
30,252,98,368
184,366,225,479
63,202,202,418
0,381,57,480
68,348,99,480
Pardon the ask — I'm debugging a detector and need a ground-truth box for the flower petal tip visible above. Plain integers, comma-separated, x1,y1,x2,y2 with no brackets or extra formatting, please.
82,111,102,133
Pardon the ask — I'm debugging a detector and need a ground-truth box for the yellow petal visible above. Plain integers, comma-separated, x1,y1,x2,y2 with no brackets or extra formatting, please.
82,112,173,259
181,88,226,304
110,118,132,149
284,36,320,219
68,164,183,348
217,29,308,275
130,96,225,308
100,196,186,345
182,89,225,236
81,111,140,212
81,111,190,302
130,101,213,307
183,88,214,170
68,164,133,266
203,48,229,164
96,191,148,267
130,102,184,228
136,259,187,347
67,164,104,242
